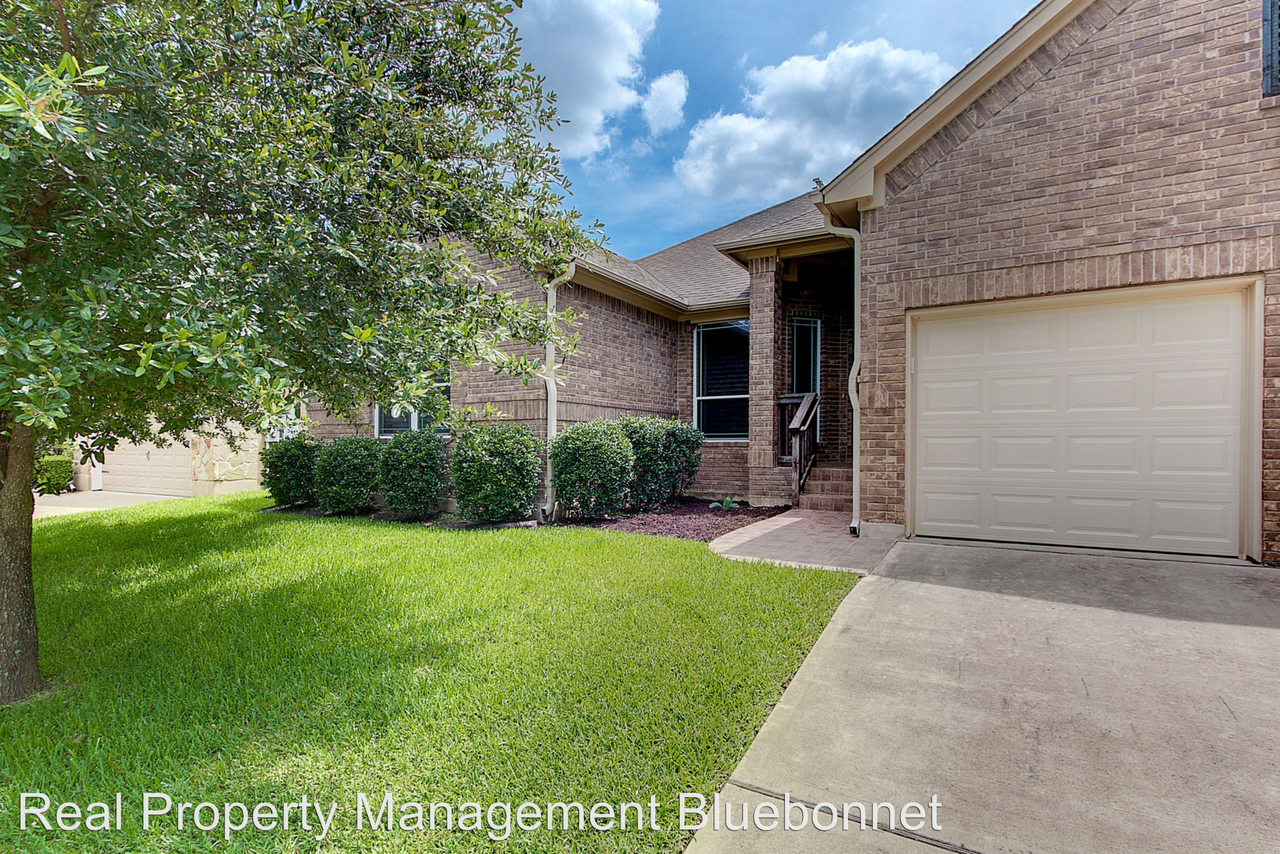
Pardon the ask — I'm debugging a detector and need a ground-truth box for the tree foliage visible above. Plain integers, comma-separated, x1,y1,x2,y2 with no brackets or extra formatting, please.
1,0,594,450
0,0,597,703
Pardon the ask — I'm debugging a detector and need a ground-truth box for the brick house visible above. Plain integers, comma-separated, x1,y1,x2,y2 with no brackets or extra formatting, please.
310,0,1279,562
308,197,861,516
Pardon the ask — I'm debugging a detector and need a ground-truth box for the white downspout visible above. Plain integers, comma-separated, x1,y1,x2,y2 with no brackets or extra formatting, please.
543,261,576,517
813,201,863,537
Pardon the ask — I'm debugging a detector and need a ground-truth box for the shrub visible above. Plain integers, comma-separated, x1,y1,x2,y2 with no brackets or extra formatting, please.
314,436,383,514
32,455,73,495
450,423,542,523
619,416,705,509
260,434,321,506
549,419,634,519
380,429,449,517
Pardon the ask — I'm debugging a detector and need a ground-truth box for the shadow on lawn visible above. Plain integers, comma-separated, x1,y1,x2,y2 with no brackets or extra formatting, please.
13,501,469,805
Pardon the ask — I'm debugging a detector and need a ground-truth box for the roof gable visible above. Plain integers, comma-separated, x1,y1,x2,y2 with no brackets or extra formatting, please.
819,0,1124,217
581,195,825,311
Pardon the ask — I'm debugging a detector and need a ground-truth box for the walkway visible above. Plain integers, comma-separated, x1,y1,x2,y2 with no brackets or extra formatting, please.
709,509,898,574
689,541,1280,853
34,490,183,519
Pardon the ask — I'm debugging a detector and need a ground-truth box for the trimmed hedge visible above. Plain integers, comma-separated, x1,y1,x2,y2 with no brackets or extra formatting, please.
314,436,383,514
549,420,634,519
380,429,449,517
619,416,705,509
450,423,541,523
260,434,321,506
33,455,73,495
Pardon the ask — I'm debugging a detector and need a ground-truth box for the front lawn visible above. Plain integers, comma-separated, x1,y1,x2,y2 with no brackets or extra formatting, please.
2,493,854,853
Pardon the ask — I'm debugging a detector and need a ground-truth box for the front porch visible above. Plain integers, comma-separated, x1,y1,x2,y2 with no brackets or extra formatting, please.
745,250,858,514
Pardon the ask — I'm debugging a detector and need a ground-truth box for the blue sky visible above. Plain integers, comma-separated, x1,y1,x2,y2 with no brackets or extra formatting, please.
511,0,1039,258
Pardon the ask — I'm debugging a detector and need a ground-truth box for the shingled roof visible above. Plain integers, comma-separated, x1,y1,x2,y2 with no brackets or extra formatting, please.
584,194,826,311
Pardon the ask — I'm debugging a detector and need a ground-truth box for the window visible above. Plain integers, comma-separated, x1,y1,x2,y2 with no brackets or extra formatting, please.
1267,0,1279,97
792,318,820,395
792,318,821,439
694,320,749,440
375,376,451,437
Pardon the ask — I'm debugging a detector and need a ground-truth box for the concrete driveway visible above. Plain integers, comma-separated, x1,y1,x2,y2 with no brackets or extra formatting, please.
33,490,182,519
689,541,1280,853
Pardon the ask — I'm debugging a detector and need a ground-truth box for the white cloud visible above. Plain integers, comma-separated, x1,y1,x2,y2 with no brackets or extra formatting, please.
675,38,954,200
641,71,689,137
809,30,828,48
513,0,660,160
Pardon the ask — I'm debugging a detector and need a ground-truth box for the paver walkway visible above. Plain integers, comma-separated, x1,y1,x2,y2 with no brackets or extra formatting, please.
709,509,897,574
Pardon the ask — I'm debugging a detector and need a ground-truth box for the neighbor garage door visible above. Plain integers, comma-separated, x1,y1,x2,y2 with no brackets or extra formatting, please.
100,440,193,496
911,285,1249,557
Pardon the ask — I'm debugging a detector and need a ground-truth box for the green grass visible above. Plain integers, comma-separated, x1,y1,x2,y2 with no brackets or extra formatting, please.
2,493,855,853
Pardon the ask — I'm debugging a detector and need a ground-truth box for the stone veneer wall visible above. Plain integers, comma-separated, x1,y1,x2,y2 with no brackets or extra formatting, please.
192,433,264,496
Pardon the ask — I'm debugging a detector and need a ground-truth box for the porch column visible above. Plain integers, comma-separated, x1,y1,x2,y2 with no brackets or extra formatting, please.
747,253,790,505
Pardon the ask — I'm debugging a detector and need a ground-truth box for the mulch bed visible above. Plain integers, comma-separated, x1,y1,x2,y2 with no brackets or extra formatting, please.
566,497,788,542
265,497,787,541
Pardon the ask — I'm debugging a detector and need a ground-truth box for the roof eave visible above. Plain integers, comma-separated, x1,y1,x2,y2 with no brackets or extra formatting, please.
821,0,1095,212
714,227,851,266
571,260,689,318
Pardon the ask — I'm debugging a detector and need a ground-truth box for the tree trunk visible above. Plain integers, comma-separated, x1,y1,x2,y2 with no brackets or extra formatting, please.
0,420,42,704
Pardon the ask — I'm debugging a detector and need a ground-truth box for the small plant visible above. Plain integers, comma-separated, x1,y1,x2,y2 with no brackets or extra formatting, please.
314,436,384,514
450,423,542,523
550,420,634,519
32,455,73,495
260,434,322,506
380,429,449,517
708,497,738,511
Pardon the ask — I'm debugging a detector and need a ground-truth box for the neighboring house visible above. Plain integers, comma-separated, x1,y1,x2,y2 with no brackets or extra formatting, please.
71,434,265,497
113,0,1280,563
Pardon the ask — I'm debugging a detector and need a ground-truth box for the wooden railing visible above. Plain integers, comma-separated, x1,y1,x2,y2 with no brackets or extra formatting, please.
777,393,819,504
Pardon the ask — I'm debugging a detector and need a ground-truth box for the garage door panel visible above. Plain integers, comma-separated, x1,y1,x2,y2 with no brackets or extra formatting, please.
913,287,1245,556
992,314,1058,355
989,493,1057,534
1152,297,1237,345
101,440,193,497
918,491,982,531
1066,306,1142,351
1150,500,1236,548
1064,497,1141,539
992,376,1056,412
990,436,1056,473
1065,436,1140,474
1151,369,1235,410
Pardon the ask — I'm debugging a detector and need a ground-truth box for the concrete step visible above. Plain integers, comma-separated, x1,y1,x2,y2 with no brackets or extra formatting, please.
798,493,853,513
798,465,852,512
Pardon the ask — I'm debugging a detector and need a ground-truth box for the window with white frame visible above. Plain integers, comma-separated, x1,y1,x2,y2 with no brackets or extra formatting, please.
792,318,820,395
375,376,451,437
1267,0,1279,97
694,320,749,440
792,317,821,439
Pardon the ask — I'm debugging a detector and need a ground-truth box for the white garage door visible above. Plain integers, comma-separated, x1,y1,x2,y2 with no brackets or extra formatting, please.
912,286,1248,557
100,440,193,496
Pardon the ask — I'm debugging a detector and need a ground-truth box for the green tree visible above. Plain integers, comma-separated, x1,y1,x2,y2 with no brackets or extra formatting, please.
0,0,595,703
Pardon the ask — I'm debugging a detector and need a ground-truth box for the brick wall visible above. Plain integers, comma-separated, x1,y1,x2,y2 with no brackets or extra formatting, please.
746,256,793,504
856,0,1280,558
556,282,680,428
302,251,693,503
